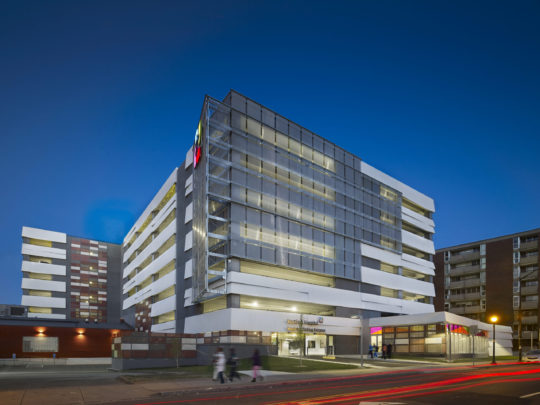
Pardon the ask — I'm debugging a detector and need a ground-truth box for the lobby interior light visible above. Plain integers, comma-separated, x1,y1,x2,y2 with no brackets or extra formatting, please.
291,306,297,312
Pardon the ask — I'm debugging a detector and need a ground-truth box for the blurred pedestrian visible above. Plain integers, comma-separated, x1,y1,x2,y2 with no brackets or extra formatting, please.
228,348,241,382
216,347,226,384
387,343,393,359
212,348,219,381
251,349,263,382
368,344,374,359
382,344,387,360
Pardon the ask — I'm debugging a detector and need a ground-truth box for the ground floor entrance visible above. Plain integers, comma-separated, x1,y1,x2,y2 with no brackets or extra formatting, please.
273,332,332,356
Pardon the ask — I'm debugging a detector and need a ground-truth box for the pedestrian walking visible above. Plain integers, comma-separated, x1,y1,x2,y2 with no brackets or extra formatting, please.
228,348,241,382
251,349,263,382
382,344,387,360
215,347,226,384
368,344,374,359
212,348,219,381
373,344,378,358
387,343,393,359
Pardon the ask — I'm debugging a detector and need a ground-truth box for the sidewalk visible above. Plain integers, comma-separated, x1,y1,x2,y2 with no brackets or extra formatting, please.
0,358,515,405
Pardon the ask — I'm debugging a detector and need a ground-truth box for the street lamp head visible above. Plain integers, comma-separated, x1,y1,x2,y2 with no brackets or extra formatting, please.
489,315,499,323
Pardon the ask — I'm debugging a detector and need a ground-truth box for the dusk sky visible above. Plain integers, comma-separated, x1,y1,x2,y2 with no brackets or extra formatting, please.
1,1,539,305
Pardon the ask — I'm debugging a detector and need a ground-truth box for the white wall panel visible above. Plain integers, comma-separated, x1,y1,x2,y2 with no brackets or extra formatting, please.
122,269,176,309
185,146,193,169
27,313,66,320
21,261,66,276
21,295,66,308
184,231,192,251
22,227,66,243
123,167,178,245
123,196,177,262
402,230,435,255
360,267,435,297
122,246,176,297
360,162,435,212
184,308,361,336
21,278,66,292
185,174,193,188
21,244,66,260
401,207,435,233
151,320,176,333
185,183,193,197
227,272,433,315
150,295,176,317
184,259,192,279
122,219,176,278
122,270,176,309
402,253,435,271
361,243,435,275
184,202,193,224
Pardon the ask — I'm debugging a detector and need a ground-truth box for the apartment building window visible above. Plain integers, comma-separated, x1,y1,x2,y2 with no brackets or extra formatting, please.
513,237,520,250
444,251,450,262
480,257,486,270
513,296,520,309
513,280,520,293
513,251,520,264
514,266,521,279
481,299,486,310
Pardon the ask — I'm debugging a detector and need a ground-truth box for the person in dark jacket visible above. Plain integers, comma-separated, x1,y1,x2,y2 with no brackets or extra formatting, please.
387,343,393,359
228,348,241,382
251,349,263,382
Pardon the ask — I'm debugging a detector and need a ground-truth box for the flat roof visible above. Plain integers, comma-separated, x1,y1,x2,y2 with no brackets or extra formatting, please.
368,311,512,333
436,227,540,252
0,317,132,330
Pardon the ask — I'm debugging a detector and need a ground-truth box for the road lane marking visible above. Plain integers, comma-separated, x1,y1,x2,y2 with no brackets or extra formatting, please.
520,391,540,399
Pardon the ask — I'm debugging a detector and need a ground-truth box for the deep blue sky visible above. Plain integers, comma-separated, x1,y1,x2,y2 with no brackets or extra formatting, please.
1,1,539,305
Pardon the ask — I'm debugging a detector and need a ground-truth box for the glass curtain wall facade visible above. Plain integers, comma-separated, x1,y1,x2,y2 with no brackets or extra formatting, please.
185,90,436,353
193,93,405,300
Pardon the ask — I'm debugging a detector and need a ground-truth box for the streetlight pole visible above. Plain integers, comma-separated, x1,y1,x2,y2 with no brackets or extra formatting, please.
490,315,498,365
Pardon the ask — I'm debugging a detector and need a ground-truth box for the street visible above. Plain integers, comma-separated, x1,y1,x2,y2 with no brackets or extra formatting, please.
111,363,540,405
1,361,540,404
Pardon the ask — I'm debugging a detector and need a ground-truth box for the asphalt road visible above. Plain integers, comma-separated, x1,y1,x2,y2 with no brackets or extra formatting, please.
109,363,540,405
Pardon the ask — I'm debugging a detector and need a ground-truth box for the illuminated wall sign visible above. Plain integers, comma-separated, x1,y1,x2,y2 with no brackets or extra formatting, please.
286,318,326,333
446,324,469,335
193,121,202,168
370,326,382,335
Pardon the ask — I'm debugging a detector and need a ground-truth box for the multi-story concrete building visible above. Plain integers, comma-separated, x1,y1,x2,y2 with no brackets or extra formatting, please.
121,90,437,354
434,229,539,349
20,226,122,323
